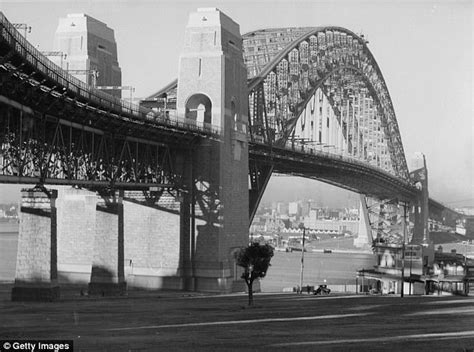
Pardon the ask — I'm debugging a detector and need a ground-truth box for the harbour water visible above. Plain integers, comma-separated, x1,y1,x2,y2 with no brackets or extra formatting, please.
260,250,374,292
0,222,19,282
0,224,374,291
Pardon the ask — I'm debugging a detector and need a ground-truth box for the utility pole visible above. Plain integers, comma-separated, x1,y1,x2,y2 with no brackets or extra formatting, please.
299,223,306,292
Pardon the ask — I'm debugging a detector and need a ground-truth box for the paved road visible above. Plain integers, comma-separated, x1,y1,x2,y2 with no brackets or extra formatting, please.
1,286,473,351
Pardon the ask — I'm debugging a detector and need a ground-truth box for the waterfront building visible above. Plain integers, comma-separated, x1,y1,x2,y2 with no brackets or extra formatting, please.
304,210,359,235
359,242,474,295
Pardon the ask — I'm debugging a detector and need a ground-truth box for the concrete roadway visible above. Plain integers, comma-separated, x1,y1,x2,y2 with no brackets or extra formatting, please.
1,286,474,351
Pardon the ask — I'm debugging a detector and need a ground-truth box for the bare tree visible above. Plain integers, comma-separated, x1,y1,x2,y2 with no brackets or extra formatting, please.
234,243,274,306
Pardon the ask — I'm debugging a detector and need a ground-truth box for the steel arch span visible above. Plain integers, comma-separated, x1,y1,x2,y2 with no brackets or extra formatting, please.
148,27,413,218
243,27,409,218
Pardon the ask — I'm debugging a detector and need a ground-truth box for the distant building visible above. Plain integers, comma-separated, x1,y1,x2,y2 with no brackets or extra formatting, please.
465,216,474,240
276,202,288,216
328,209,340,219
249,216,266,234
288,202,300,217
300,200,311,217
359,243,474,295
456,207,474,216
304,210,358,234
52,13,122,97
345,207,359,219
249,214,286,235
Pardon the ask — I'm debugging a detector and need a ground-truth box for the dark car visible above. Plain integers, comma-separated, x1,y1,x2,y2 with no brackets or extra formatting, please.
314,284,331,295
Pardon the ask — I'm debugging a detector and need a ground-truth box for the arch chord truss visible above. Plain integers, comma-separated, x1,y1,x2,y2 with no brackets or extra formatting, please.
244,27,410,218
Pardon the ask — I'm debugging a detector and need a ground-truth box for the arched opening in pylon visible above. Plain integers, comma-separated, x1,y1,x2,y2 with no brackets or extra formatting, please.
185,94,212,125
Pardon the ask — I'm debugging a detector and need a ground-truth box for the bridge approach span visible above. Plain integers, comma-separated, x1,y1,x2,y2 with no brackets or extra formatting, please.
0,12,221,189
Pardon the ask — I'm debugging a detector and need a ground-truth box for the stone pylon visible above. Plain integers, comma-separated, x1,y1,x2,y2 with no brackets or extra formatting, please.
176,8,249,292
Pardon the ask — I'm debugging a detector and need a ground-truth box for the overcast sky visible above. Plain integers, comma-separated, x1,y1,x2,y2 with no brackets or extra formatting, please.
0,0,472,208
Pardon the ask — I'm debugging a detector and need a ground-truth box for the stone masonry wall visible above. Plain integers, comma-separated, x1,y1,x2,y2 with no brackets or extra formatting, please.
12,189,60,301
56,187,96,282
15,190,58,285
123,194,182,289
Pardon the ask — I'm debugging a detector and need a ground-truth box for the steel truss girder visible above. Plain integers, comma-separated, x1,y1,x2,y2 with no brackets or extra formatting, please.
361,196,409,246
319,71,396,173
0,63,196,145
0,101,183,190
0,18,219,141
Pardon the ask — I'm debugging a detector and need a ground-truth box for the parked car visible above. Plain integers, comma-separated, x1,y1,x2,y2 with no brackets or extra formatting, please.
314,284,331,295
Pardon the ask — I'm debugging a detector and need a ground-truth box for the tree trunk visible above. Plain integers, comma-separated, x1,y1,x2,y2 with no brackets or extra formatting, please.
247,280,253,306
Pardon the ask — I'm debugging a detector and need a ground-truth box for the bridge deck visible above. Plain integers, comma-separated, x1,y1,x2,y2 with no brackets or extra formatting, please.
249,142,417,202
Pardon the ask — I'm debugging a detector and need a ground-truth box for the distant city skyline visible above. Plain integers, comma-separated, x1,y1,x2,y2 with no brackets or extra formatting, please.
259,177,361,209
0,0,472,208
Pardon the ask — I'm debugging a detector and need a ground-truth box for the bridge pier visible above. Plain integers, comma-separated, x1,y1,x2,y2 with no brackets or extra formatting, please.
12,189,60,301
177,8,249,293
51,187,189,292
88,190,126,296
122,191,184,290
56,187,96,284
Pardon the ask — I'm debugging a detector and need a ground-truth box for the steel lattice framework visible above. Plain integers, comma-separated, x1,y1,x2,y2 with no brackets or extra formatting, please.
244,27,407,177
139,26,422,222
142,28,409,177
243,27,411,219
0,11,457,231
0,12,219,190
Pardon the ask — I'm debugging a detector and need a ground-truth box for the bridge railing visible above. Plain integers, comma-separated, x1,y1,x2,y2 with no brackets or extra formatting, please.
0,12,221,137
148,110,221,136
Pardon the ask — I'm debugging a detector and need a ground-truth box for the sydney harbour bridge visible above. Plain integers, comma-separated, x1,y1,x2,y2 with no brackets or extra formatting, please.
0,8,461,300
